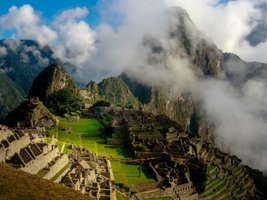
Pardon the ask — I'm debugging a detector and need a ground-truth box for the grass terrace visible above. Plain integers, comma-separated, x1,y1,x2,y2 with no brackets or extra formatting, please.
51,117,156,194
111,160,155,191
53,118,128,158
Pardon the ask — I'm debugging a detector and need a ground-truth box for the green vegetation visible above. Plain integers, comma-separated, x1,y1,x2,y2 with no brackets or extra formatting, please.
0,72,24,120
0,163,89,200
111,161,154,189
56,118,128,158
116,191,130,200
55,117,155,194
85,76,141,109
120,73,152,104
189,109,201,136
0,40,55,94
92,100,111,107
36,168,49,178
46,88,83,116
247,167,267,198
28,64,76,102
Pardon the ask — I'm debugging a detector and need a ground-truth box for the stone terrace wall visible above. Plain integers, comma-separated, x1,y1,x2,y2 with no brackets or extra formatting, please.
6,135,31,158
44,154,69,180
0,125,12,141
0,149,5,163
22,147,59,174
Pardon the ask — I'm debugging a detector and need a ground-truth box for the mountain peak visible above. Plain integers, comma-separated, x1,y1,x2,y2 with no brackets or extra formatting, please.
28,64,76,103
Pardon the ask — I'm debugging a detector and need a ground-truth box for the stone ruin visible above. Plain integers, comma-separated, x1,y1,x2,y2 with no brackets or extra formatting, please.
102,108,257,200
61,146,115,200
0,124,70,183
4,97,58,129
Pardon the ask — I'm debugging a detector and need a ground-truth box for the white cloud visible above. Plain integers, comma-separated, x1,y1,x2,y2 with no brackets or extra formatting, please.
1,1,267,171
52,7,95,76
53,7,89,25
91,0,267,171
3,39,21,52
194,78,267,170
163,0,267,62
0,5,96,78
0,4,57,45
0,47,7,57
20,45,49,66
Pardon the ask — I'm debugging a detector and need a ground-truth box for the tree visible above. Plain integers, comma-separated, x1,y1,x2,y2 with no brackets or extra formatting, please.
189,110,200,136
46,88,83,116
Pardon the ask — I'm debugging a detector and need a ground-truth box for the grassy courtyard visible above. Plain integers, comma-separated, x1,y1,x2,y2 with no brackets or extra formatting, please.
53,118,128,158
52,117,155,193
111,160,154,189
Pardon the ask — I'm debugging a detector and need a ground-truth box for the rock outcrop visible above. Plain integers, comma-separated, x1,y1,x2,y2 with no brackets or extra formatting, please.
28,64,76,103
4,97,57,128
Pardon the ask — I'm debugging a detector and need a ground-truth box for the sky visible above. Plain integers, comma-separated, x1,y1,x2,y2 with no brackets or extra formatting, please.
0,0,231,38
1,0,267,171
0,0,99,35
0,0,266,64
0,0,232,29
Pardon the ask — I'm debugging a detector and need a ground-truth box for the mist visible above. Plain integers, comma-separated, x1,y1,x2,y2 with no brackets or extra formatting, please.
0,0,267,171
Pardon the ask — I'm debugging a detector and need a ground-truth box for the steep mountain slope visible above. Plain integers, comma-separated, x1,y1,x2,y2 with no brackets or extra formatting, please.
0,73,24,121
0,39,56,120
118,7,224,131
0,164,89,200
223,53,267,87
81,77,141,108
28,64,76,103
119,73,152,104
0,39,55,94
166,7,223,77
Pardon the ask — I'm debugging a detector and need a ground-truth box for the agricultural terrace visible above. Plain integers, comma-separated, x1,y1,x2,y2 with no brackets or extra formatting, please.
51,118,127,157
50,117,156,194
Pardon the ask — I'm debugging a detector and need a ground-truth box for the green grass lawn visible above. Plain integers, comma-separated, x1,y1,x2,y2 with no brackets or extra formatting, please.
111,160,155,189
53,118,155,193
55,118,128,158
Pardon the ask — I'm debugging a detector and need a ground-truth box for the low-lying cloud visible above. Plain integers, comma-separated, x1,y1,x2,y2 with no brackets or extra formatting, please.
0,47,7,57
0,0,267,171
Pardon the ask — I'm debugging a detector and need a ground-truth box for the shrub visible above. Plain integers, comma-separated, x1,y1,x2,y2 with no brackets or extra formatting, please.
46,88,83,116
92,100,111,107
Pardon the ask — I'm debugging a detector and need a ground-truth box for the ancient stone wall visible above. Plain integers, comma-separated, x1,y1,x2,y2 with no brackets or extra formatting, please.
0,149,5,163
43,154,69,180
6,135,31,158
54,164,71,183
0,125,13,141
22,147,59,174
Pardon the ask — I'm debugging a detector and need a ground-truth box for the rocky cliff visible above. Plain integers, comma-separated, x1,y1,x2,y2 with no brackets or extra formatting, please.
0,39,55,120
28,64,76,103
81,77,141,109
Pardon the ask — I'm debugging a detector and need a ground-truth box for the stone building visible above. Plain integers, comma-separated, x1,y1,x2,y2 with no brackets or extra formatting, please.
0,125,70,183
61,146,115,200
